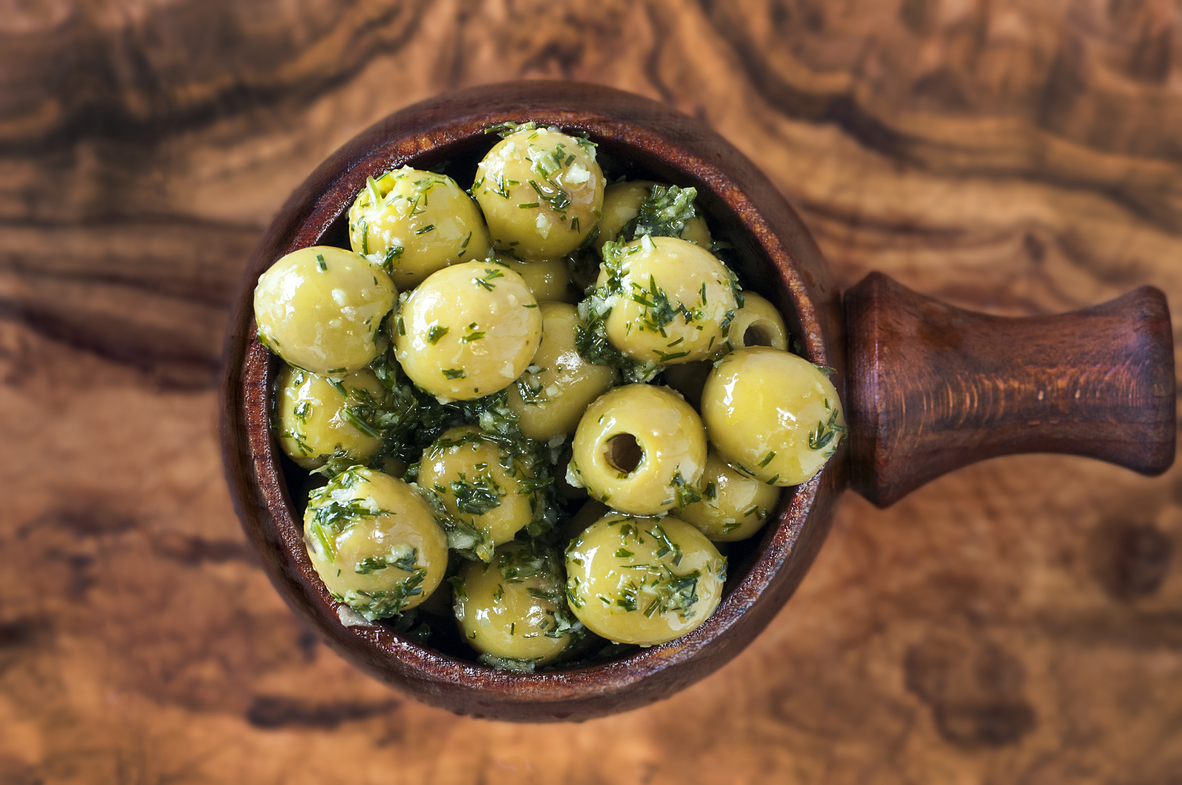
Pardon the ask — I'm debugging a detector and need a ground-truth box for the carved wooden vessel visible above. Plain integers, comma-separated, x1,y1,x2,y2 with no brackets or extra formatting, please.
220,82,1175,722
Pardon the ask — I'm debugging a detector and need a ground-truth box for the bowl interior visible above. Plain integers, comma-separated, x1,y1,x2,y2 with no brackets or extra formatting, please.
226,82,843,721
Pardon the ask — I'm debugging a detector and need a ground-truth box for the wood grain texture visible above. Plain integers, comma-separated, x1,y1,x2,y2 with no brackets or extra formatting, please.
846,272,1175,506
2,0,1181,782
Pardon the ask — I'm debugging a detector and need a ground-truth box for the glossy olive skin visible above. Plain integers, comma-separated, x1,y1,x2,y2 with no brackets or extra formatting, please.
393,261,542,400
598,236,739,366
417,426,536,550
501,257,579,304
473,127,605,261
727,291,789,352
506,302,618,440
677,450,781,542
454,541,575,665
254,246,396,376
275,365,384,470
568,384,707,516
347,167,491,288
565,513,726,646
594,180,712,253
303,467,448,620
701,347,845,486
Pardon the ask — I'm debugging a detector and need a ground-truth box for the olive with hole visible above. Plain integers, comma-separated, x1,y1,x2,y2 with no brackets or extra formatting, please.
568,384,707,515
727,291,788,352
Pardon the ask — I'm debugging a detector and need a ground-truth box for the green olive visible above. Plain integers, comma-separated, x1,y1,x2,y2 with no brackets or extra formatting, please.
568,384,707,516
507,302,618,440
417,426,537,550
727,291,789,352
595,180,712,253
565,513,726,646
348,167,491,288
677,450,781,541
474,127,605,261
304,467,447,620
275,365,384,470
454,541,577,666
254,246,396,376
700,347,845,486
597,236,738,365
392,261,542,401
501,256,579,304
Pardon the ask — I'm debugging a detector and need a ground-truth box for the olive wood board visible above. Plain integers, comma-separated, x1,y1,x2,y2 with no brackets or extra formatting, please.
2,1,1181,783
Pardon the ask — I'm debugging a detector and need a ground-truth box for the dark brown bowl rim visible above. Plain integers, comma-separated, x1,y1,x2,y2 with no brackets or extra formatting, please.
221,81,845,721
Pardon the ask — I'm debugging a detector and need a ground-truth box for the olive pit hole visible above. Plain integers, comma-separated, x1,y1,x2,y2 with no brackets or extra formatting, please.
743,324,773,347
605,434,644,474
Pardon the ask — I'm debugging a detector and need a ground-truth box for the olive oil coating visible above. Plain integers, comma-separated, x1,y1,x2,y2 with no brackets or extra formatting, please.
568,384,707,516
254,245,396,376
595,180,711,254
275,365,385,470
474,126,604,261
677,450,781,541
303,467,448,620
701,347,845,486
347,167,491,288
393,260,542,400
454,541,578,666
565,513,726,646
418,426,538,551
507,302,618,440
596,236,739,366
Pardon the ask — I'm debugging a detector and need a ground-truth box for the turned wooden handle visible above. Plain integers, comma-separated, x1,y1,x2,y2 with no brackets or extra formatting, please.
843,272,1176,507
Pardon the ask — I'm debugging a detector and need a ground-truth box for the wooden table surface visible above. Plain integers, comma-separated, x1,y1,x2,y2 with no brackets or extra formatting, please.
3,1,1181,782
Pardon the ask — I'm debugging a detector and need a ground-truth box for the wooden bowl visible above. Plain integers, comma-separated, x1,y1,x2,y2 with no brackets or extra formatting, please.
220,82,1176,722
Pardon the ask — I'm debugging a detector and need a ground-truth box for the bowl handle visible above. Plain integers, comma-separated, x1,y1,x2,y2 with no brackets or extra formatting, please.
842,272,1176,507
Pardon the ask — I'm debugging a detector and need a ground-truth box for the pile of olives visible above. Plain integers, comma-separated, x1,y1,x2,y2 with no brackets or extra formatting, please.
253,123,844,670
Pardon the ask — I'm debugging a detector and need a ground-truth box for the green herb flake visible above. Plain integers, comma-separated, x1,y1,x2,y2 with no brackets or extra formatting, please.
808,406,847,453
671,470,702,508
474,268,505,291
381,245,404,274
449,471,503,516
